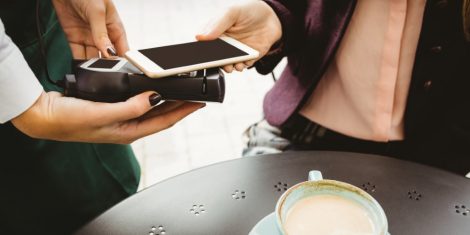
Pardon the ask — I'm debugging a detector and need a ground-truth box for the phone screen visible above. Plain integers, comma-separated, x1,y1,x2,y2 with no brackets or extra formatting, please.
89,59,120,69
138,39,248,70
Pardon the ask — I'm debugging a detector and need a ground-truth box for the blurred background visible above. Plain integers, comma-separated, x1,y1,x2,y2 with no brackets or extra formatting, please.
114,0,287,189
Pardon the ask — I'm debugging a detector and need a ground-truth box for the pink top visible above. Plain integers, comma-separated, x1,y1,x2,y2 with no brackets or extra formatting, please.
299,0,427,141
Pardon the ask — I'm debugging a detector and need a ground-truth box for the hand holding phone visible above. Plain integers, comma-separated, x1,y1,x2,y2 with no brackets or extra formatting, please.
196,1,282,73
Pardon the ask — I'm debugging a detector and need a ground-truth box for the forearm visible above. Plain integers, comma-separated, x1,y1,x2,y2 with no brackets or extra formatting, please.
11,91,64,140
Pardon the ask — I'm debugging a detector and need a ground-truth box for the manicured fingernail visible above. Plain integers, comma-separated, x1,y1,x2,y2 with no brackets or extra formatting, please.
149,93,162,106
107,47,117,56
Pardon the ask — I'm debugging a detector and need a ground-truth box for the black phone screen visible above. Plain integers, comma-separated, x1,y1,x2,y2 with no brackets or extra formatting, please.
89,59,120,69
138,39,248,70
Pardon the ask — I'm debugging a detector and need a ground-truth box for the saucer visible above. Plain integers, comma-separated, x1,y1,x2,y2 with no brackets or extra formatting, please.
249,212,282,235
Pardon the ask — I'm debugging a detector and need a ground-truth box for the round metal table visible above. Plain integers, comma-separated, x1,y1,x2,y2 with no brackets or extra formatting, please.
75,151,470,235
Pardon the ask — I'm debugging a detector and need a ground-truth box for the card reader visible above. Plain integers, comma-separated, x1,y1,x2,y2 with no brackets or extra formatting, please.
62,59,225,103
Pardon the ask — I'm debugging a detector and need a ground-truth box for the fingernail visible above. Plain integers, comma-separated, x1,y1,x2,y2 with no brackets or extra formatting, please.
149,93,162,106
107,47,117,56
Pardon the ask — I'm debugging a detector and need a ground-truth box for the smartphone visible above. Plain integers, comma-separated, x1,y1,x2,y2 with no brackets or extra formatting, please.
124,36,259,78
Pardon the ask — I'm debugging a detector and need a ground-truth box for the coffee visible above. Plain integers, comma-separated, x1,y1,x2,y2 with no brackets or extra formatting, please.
284,194,376,235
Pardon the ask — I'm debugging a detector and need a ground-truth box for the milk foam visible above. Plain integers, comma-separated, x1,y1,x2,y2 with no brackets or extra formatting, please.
284,194,376,235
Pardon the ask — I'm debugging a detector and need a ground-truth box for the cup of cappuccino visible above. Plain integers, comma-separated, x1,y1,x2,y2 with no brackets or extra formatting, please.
275,171,389,235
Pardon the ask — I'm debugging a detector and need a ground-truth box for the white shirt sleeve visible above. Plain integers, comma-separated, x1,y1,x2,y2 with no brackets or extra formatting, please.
0,18,43,124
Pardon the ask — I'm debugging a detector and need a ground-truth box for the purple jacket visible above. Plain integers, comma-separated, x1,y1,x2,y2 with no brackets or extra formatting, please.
256,0,357,127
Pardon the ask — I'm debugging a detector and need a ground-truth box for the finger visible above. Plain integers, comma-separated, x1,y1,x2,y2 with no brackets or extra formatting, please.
69,43,86,59
90,91,161,125
142,101,206,121
139,101,187,120
128,102,205,139
85,46,100,59
223,65,234,73
106,2,129,55
234,63,245,72
196,6,239,41
111,25,129,55
244,59,256,68
88,3,115,57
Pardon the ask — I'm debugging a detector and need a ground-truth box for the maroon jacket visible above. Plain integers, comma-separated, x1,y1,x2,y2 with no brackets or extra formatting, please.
257,0,356,127
255,0,470,174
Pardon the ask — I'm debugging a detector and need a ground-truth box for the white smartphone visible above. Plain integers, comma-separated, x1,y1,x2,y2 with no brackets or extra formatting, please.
125,36,259,78
79,58,128,72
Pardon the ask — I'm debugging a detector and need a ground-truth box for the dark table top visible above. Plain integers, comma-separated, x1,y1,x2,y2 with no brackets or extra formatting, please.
75,151,470,235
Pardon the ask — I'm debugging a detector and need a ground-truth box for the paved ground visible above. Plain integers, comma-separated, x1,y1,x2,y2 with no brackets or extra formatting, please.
114,0,287,189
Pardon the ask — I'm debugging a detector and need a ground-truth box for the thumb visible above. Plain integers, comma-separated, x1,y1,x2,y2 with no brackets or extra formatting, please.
88,6,117,57
196,7,239,41
100,91,162,123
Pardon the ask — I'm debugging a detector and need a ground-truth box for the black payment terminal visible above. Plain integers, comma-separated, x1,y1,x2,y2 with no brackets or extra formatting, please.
62,58,225,103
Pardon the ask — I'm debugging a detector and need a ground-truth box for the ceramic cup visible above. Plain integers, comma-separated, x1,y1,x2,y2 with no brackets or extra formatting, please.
275,170,389,235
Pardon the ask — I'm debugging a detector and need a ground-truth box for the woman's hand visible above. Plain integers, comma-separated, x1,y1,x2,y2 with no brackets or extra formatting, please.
11,92,204,144
196,1,282,73
52,0,128,58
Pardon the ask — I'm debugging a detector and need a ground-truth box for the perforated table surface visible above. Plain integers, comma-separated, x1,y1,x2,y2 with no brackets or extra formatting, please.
74,151,470,235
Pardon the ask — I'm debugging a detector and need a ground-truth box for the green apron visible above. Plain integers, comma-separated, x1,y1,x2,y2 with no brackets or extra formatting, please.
0,1,140,234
